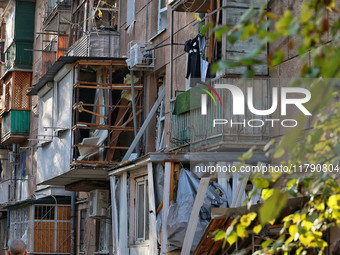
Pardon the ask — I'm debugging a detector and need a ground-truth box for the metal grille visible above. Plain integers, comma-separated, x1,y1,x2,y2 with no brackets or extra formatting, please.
9,207,30,242
12,71,30,110
33,204,71,254
67,34,89,57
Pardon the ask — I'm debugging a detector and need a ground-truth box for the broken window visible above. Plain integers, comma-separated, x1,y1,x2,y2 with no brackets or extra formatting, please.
135,176,149,244
93,0,118,30
95,218,110,253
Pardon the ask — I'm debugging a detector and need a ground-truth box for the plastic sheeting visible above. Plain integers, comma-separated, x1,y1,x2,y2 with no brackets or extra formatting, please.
160,168,227,252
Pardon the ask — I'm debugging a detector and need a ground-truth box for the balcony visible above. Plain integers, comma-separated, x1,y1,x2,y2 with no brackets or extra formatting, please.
170,77,271,151
67,31,120,58
44,0,72,32
5,42,33,70
1,110,30,144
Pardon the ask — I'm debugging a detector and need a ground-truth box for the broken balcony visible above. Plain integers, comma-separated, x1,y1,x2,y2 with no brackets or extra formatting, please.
67,0,119,58
170,77,270,151
72,59,142,166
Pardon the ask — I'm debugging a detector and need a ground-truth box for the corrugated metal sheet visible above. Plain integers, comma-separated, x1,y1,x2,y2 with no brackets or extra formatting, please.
14,1,35,41
67,31,120,58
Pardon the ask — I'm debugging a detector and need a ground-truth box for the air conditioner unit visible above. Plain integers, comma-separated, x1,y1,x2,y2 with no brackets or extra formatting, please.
126,41,154,70
89,189,109,218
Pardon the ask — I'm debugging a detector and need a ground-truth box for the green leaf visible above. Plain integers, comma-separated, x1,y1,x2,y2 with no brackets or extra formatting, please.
271,49,285,66
214,230,226,241
213,24,229,40
253,178,270,189
259,189,288,225
300,3,313,24
200,23,213,36
227,30,243,44
275,10,294,36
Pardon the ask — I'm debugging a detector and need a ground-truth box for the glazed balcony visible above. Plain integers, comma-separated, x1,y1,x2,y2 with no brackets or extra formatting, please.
170,77,271,151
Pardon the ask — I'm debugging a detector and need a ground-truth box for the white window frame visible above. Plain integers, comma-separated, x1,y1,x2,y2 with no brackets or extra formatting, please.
157,0,167,32
134,176,149,244
126,0,135,28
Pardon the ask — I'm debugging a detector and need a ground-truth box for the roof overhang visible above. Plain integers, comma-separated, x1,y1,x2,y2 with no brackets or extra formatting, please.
109,151,269,175
39,165,110,186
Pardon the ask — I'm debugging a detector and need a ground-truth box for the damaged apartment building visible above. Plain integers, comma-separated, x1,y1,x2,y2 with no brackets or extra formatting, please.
0,0,338,255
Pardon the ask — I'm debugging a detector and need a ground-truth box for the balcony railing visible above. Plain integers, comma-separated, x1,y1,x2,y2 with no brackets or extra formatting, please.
170,77,271,150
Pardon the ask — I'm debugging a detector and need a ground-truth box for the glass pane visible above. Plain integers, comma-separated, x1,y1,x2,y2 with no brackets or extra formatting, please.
137,183,145,239
160,0,166,9
145,180,149,240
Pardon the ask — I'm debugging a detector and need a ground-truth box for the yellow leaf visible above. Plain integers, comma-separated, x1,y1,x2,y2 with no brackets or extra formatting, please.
316,203,325,211
262,189,274,200
226,231,238,246
236,224,248,239
248,212,257,221
253,225,262,235
273,148,285,158
302,220,313,231
98,9,103,17
327,194,340,210
293,214,300,223
285,236,294,246
268,219,275,225
265,12,278,20
240,215,252,227
289,225,298,237
299,234,313,247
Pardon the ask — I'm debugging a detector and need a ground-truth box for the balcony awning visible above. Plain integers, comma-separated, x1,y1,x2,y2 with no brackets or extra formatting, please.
39,165,109,188
173,84,205,115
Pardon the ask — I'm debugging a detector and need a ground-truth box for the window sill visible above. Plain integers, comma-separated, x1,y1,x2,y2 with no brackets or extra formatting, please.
148,28,167,42
130,241,150,248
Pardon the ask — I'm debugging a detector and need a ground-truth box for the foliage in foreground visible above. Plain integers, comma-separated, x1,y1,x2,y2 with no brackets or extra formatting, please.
202,0,340,254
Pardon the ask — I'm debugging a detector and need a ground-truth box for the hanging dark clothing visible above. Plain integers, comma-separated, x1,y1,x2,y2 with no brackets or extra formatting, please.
184,37,201,81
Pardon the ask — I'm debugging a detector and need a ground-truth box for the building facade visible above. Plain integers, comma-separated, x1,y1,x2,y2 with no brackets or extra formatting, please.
0,0,338,255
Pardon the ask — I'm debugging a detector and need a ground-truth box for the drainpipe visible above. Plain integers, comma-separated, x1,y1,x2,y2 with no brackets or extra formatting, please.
70,192,76,255
130,70,139,155
170,9,174,99
13,144,18,201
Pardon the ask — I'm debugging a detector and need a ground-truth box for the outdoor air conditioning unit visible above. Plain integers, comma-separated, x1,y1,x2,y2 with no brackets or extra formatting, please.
126,41,154,70
89,189,109,218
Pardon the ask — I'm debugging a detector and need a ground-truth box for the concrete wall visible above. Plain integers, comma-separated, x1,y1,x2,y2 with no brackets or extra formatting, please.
36,67,73,185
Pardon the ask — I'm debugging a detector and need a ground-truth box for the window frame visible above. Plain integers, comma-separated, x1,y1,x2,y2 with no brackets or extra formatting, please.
157,0,167,32
134,176,149,244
